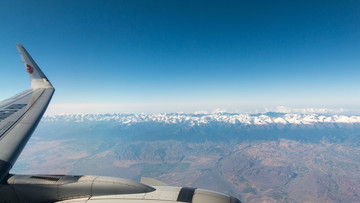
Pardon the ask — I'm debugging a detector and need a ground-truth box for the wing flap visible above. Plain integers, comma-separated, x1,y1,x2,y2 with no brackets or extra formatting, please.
0,90,36,138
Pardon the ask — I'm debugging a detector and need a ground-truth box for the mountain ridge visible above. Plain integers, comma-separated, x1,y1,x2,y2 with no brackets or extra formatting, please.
42,112,360,126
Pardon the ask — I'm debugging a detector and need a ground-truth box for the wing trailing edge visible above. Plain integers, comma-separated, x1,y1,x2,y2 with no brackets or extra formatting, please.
140,177,168,186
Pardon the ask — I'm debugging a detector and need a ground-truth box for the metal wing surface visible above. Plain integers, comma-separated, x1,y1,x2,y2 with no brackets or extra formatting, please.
0,44,54,182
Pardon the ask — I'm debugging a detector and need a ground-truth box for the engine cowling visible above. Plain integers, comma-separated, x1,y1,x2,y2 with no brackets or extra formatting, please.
0,174,155,202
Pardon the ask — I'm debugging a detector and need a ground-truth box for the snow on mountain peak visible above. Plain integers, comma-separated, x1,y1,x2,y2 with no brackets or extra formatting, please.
42,112,360,126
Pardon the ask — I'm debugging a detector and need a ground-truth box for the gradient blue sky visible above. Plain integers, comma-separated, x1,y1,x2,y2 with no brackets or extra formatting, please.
0,0,360,114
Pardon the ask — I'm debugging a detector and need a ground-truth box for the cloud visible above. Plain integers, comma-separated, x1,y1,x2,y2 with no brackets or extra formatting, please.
265,106,348,114
46,103,351,116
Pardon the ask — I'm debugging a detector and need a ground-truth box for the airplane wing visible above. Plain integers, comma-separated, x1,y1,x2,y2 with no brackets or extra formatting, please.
0,45,241,203
0,44,54,182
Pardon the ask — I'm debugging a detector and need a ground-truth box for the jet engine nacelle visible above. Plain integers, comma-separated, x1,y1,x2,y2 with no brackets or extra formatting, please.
0,174,241,203
0,174,154,202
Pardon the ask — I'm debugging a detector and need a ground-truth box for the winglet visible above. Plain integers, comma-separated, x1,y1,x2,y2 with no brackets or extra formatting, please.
16,43,53,89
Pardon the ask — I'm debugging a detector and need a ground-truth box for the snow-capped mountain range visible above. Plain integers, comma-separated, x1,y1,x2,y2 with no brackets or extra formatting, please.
42,112,360,126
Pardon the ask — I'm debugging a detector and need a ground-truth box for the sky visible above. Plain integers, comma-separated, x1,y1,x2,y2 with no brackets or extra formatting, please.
0,0,360,114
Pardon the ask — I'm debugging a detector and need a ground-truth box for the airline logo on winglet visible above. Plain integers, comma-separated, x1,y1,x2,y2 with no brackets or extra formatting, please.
26,64,34,74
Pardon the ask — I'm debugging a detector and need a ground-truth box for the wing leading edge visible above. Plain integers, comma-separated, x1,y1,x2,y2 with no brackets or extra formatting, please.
0,44,54,182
